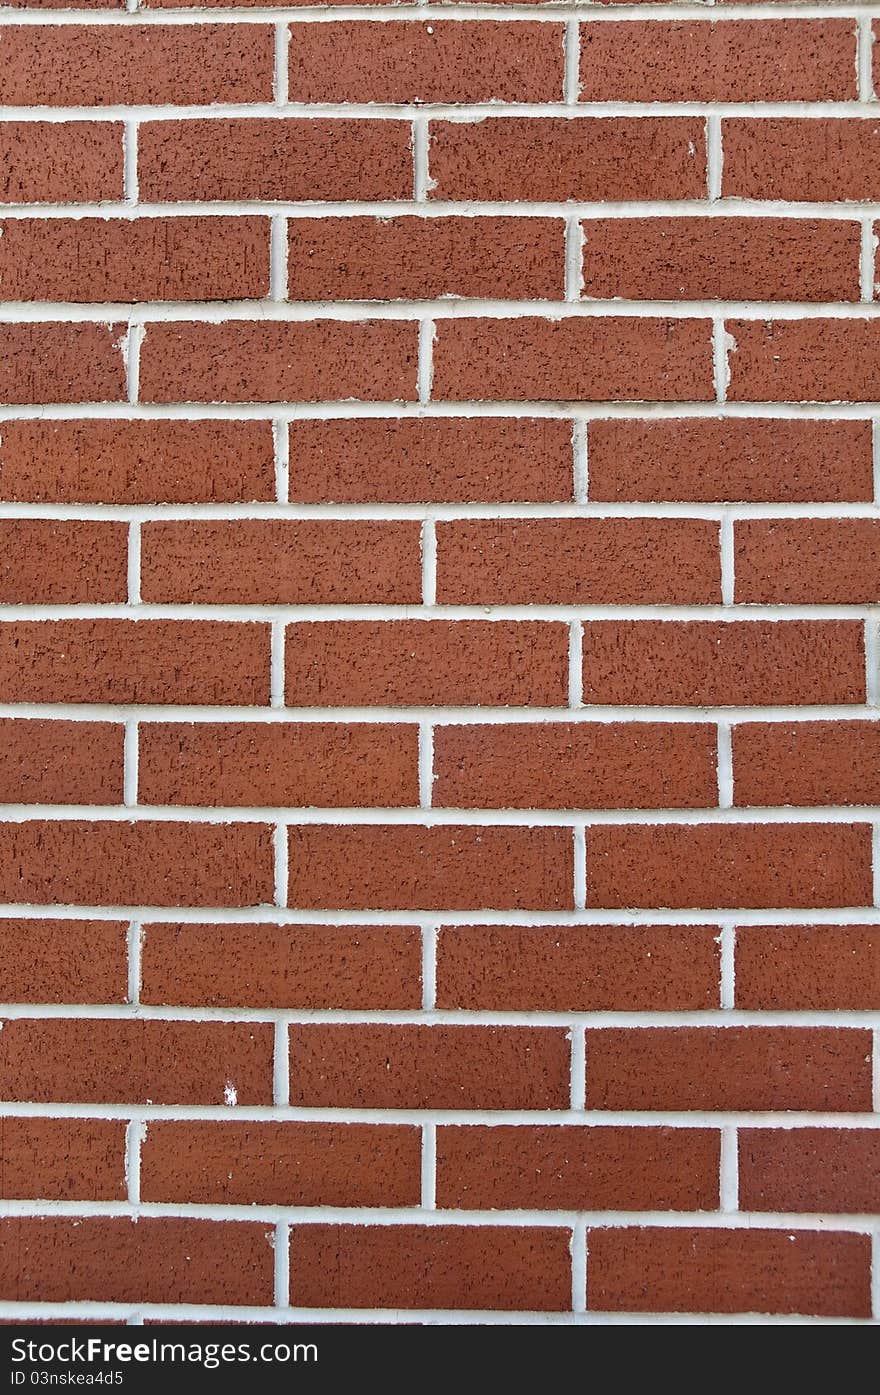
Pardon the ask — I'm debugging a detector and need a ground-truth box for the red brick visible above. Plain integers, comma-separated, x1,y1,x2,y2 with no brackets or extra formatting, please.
0,918,127,1003
0,218,269,303
284,621,568,706
287,824,574,911
581,217,859,302
0,323,125,404
0,123,122,203
138,722,418,808
733,721,880,807
587,418,873,503
290,22,562,103
433,722,718,810
432,317,713,402
140,922,421,1010
723,117,880,201
429,118,706,202
139,118,413,201
0,420,275,505
0,25,274,105
0,1119,125,1201
587,823,872,909
735,924,880,1010
580,620,865,706
586,1027,872,1111
290,1225,572,1312
0,820,273,907
288,418,573,504
739,1129,880,1214
0,1217,273,1305
0,621,269,705
0,1019,273,1104
140,520,422,604
580,21,855,102
289,1025,570,1109
436,519,720,604
727,318,880,402
437,1126,720,1210
139,321,418,404
0,520,126,603
587,1228,870,1318
0,719,122,805
287,216,564,301
436,924,720,1011
141,1121,420,1206
736,520,880,603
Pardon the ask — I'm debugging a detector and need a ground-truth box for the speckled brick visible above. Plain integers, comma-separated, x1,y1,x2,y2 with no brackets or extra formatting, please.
141,1122,421,1206
587,1228,871,1318
0,520,127,603
429,118,707,202
290,1225,572,1312
733,721,880,806
0,123,123,203
436,1126,720,1211
292,22,563,102
580,21,856,102
739,1129,880,1214
138,721,418,808
288,418,574,504
587,418,874,503
0,323,125,404
283,621,569,706
735,925,880,1010
0,218,270,303
0,820,274,906
287,217,564,301
432,317,714,402
585,1027,873,1111
587,822,872,909
580,218,859,302
0,1019,274,1104
288,1024,571,1109
140,922,422,1010
0,1119,125,1202
727,318,880,402
579,620,866,706
139,119,413,201
723,118,880,201
140,520,422,604
0,1218,274,1305
287,824,574,911
435,925,720,1011
0,719,122,804
0,621,270,704
435,519,721,604
432,722,718,809
735,520,880,602
139,321,418,404
0,919,127,1004
0,25,274,105
0,420,276,505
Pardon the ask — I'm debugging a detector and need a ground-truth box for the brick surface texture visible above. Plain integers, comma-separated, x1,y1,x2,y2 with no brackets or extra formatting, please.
0,0,876,1331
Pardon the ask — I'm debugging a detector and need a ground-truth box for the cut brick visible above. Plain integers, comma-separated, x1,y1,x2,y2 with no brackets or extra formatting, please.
733,721,880,806
727,318,880,402
722,118,880,202
735,519,880,602
0,719,122,805
0,520,127,603
0,122,123,203
739,1129,880,1214
0,919,128,1003
0,1119,125,1201
735,924,880,1010
0,324,125,404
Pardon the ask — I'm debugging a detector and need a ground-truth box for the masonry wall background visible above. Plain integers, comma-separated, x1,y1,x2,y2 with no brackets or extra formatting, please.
0,0,877,1325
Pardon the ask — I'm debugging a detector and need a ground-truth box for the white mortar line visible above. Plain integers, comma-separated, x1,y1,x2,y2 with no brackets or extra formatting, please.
126,521,141,606
569,1024,586,1111
270,620,286,708
274,22,290,107
270,215,289,302
412,117,430,202
712,315,730,404
573,824,587,912
720,514,735,605
719,1125,739,1212
867,620,879,705
564,18,581,106
122,121,138,206
872,1232,880,1321
706,115,723,202
124,323,143,406
0,6,877,23
421,1123,437,1210
1,600,880,619
126,920,142,1007
873,1026,880,1110
273,418,290,504
874,824,880,907
123,719,139,809
417,318,435,404
861,218,876,303
418,721,435,809
273,1019,290,1108
572,420,589,504
571,1220,587,1315
124,1118,145,1207
274,1221,290,1309
567,619,583,710
858,14,875,101
564,216,583,303
421,921,438,1010
273,824,288,909
719,921,736,1010
420,518,437,606
716,723,734,809
7,99,880,119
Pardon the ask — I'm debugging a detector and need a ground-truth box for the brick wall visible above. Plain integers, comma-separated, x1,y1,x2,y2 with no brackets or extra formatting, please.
0,1,877,1326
